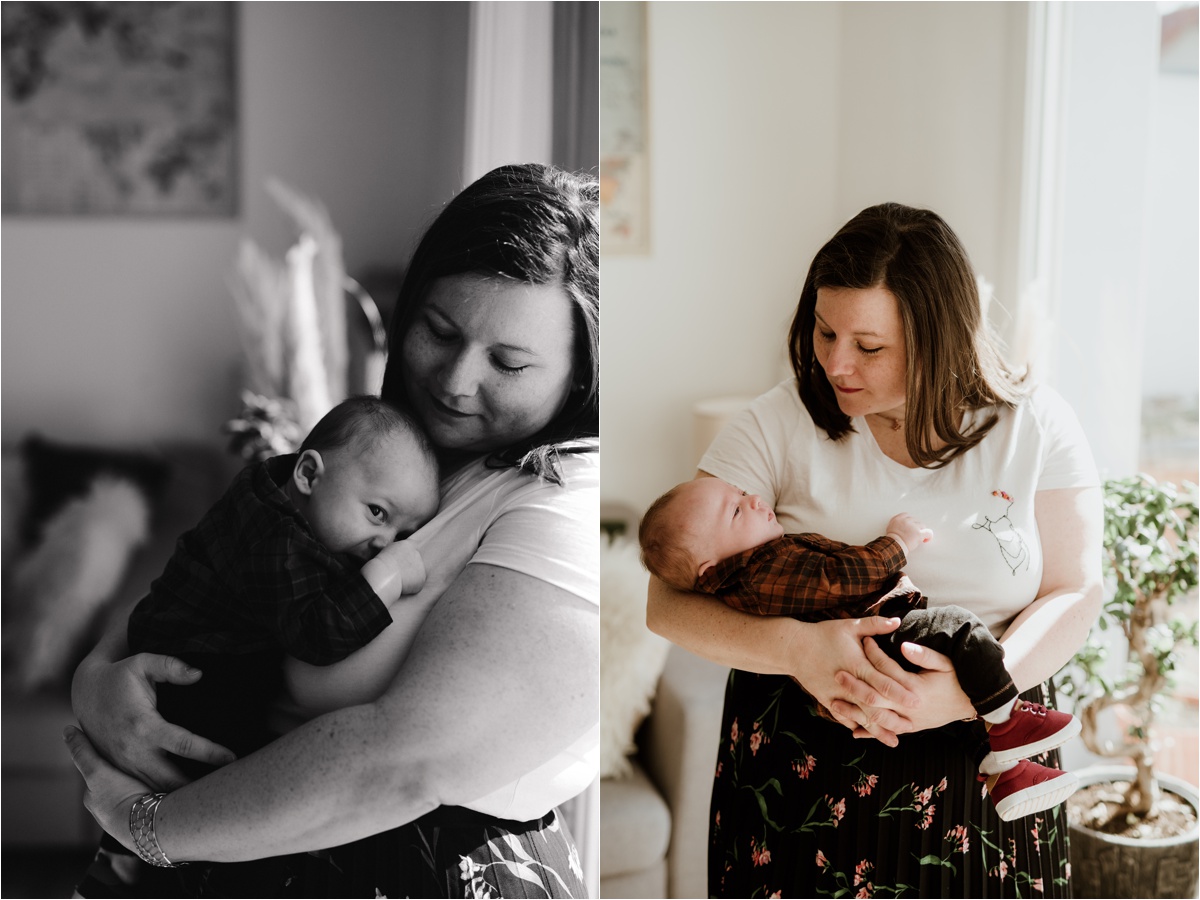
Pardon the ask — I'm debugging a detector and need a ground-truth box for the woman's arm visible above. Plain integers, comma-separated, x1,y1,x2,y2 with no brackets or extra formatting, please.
837,486,1104,733
646,575,919,746
71,609,236,790
998,486,1104,688
68,563,597,860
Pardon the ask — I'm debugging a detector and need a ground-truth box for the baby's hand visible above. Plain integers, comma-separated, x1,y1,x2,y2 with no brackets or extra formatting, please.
374,539,427,596
886,513,933,557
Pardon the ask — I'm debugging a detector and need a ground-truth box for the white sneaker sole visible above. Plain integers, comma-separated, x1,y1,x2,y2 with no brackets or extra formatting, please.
981,714,1082,769
994,771,1080,822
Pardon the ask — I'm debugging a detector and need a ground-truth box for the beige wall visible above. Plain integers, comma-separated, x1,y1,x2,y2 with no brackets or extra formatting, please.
2,2,470,449
601,1,1027,513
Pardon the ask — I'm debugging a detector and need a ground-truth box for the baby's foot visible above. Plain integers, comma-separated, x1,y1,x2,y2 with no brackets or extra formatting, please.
981,700,1081,770
985,759,1079,821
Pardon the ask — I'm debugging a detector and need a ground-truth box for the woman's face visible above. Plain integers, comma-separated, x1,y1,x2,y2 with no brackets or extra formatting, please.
813,285,908,420
400,274,577,456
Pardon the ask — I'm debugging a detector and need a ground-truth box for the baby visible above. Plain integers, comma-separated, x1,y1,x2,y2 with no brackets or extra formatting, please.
128,395,440,775
638,476,1080,822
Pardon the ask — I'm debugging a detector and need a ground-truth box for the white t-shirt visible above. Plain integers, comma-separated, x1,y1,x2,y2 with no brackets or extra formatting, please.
699,380,1098,635
404,444,600,821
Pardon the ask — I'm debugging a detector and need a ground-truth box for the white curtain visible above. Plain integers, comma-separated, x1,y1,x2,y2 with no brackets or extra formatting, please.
463,2,554,184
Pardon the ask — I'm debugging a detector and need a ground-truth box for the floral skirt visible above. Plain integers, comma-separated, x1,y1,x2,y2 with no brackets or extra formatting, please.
77,805,587,899
709,672,1072,898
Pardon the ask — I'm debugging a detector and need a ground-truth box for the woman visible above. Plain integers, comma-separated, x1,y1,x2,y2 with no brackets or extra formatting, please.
66,163,599,898
648,203,1102,897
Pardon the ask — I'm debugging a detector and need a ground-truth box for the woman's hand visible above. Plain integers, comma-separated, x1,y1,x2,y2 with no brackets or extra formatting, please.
63,725,148,852
790,617,922,747
828,638,974,739
71,649,236,791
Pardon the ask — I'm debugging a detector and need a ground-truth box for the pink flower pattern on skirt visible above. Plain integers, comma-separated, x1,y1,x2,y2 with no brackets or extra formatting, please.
709,672,1071,898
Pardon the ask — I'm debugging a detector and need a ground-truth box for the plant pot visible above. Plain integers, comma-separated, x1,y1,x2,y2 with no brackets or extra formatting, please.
1068,765,1199,898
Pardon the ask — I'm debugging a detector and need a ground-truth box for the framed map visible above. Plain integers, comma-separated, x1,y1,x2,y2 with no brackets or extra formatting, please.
600,2,648,254
1,2,237,216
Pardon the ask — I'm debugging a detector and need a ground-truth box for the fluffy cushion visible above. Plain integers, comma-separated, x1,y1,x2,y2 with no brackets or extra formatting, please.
17,434,166,547
600,535,671,779
2,437,163,692
5,475,151,691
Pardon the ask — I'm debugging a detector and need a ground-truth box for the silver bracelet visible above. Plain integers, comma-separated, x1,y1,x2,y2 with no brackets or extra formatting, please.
129,792,181,868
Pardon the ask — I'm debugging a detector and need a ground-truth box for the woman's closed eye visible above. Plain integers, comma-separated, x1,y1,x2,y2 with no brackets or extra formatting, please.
421,312,459,345
817,329,882,355
492,355,530,376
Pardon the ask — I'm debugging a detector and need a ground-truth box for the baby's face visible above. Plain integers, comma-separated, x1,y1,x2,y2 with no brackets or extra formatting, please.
302,434,439,560
674,478,784,576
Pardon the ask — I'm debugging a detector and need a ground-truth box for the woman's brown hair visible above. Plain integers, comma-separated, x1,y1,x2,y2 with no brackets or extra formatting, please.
380,163,598,485
787,202,1026,468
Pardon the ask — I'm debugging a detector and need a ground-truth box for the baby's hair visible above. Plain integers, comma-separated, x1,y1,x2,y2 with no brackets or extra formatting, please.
299,396,436,474
638,485,701,592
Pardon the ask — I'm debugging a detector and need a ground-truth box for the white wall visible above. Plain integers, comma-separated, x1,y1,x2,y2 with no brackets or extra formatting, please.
600,1,843,510
835,2,1027,323
601,2,1028,512
2,3,470,450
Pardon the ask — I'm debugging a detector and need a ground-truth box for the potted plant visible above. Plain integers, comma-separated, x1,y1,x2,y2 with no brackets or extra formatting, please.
1054,474,1199,898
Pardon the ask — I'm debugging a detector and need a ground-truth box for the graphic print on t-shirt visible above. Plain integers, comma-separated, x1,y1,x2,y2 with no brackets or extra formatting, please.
972,490,1031,575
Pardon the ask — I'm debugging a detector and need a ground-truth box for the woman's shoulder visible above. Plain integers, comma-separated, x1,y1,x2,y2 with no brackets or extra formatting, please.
700,379,817,500
546,441,599,492
468,444,598,602
750,377,807,416
722,378,815,442
989,382,1098,488
531,440,599,490
470,442,598,508
998,382,1086,441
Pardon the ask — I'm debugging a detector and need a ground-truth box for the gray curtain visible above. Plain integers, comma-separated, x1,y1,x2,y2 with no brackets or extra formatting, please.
553,2,599,175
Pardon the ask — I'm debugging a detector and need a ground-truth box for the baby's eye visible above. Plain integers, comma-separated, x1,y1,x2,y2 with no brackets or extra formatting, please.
368,504,388,523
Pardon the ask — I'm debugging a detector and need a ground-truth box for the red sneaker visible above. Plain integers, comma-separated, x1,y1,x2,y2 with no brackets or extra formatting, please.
987,759,1079,821
982,700,1081,768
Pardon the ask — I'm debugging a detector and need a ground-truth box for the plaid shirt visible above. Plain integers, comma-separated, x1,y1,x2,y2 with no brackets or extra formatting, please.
128,454,392,665
697,533,926,621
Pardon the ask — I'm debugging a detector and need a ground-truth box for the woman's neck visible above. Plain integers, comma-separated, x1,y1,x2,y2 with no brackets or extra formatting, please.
865,416,918,468
865,412,956,469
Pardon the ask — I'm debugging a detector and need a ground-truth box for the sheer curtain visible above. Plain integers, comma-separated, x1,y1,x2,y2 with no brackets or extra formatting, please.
462,1,598,183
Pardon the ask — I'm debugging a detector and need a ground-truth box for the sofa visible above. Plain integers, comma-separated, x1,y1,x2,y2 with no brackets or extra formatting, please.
1,440,233,848
599,644,730,898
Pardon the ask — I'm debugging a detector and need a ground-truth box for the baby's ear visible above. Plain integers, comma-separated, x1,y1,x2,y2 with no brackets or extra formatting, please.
697,559,716,580
292,449,325,495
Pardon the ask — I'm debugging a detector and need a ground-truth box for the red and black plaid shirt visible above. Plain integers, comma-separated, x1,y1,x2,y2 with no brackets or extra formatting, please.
696,533,926,621
128,454,392,665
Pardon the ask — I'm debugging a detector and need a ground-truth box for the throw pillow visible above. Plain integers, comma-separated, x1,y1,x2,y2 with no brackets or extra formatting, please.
599,535,671,779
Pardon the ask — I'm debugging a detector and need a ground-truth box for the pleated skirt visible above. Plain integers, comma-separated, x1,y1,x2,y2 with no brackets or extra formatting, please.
708,671,1072,898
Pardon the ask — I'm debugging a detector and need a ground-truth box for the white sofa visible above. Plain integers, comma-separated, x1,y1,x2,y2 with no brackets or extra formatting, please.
599,645,729,898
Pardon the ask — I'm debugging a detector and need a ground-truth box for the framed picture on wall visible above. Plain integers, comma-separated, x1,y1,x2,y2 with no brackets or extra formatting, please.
0,1,237,216
599,1,649,254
